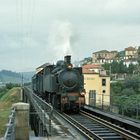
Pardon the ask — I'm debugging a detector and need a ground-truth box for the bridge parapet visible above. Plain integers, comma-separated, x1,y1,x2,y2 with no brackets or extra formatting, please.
12,102,29,140
4,102,30,140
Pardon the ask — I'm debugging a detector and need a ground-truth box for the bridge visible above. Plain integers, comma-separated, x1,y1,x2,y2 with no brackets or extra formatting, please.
4,86,140,140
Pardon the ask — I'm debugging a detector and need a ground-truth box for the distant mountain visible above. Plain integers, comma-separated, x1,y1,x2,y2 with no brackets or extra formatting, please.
0,70,35,84
22,71,35,82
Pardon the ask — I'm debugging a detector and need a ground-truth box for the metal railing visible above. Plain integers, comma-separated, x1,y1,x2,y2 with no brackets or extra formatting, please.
24,87,53,135
88,93,140,119
4,108,15,140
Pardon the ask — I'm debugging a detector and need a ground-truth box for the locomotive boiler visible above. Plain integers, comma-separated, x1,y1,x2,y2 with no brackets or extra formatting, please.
32,55,85,112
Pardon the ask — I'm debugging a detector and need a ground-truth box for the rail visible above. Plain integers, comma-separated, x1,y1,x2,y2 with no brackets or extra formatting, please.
83,105,140,135
52,110,93,140
57,110,140,140
80,110,140,140
4,108,15,140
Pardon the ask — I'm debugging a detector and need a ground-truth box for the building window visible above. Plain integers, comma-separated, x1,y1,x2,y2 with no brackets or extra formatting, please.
102,79,106,86
89,90,96,106
89,90,96,98
102,90,106,93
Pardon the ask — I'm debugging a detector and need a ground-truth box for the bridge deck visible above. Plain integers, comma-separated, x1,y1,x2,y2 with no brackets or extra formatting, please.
29,128,74,140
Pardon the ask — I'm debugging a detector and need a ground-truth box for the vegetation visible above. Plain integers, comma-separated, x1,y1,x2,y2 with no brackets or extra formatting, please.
102,60,136,75
111,75,140,119
0,86,21,137
81,57,92,65
5,83,20,89
137,46,140,65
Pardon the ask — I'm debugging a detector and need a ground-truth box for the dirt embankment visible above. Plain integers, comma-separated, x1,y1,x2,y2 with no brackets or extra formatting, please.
0,87,21,137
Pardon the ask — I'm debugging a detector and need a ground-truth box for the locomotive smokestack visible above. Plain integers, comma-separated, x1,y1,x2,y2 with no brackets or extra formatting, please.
64,55,71,64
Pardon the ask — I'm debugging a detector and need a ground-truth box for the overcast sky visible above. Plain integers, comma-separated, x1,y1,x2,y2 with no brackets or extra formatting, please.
0,0,140,72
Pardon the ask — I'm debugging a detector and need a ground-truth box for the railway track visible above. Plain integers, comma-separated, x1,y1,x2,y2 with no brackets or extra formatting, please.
82,105,140,135
62,110,140,140
24,87,140,139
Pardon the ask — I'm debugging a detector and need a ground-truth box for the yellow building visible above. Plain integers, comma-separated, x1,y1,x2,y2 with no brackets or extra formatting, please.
82,65,110,108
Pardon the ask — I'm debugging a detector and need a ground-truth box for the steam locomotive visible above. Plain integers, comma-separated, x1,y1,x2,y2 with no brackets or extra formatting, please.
32,55,85,112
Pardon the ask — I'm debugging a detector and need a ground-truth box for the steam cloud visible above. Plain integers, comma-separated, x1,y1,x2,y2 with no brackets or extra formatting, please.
48,21,75,62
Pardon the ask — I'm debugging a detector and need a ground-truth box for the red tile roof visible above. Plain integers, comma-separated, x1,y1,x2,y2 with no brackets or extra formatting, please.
82,64,102,69
82,68,96,74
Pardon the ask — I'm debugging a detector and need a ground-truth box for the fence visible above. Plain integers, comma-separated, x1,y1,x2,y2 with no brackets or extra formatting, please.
4,108,15,140
88,93,140,119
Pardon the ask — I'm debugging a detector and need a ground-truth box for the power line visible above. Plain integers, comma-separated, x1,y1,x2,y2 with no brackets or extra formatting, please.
16,0,36,71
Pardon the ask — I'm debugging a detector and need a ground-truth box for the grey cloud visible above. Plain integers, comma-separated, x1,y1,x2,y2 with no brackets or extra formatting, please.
1,0,140,71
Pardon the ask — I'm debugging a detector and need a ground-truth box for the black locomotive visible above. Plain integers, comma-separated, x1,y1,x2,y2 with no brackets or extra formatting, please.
32,55,85,112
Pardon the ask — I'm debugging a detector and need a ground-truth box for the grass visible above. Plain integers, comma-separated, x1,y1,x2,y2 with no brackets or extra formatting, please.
0,87,21,137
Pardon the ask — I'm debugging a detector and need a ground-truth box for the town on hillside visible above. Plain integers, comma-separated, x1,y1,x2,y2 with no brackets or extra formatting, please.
81,46,140,111
81,46,140,78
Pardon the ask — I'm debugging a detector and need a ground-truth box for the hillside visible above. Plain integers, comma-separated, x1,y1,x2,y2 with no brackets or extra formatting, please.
0,70,35,84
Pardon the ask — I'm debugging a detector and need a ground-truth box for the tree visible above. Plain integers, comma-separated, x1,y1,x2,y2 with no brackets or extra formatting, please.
124,76,140,93
111,82,123,96
121,88,136,96
102,63,111,75
6,83,19,89
137,46,140,65
102,63,110,70
127,63,135,74
118,61,127,73
111,61,119,74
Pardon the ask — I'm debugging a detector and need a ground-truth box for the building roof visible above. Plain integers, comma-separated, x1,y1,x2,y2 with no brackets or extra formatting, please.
93,50,118,54
82,64,102,69
82,68,96,74
82,68,109,77
125,46,136,51
93,50,109,54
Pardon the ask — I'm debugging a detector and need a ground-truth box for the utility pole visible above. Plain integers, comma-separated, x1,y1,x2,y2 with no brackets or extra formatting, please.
110,65,111,76
21,73,23,87
102,93,104,110
136,99,139,119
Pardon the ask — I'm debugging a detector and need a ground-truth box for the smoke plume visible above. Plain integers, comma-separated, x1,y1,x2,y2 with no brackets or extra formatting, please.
48,21,75,62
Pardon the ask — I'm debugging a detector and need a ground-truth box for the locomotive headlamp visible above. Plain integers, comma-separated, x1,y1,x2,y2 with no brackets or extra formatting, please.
67,64,73,69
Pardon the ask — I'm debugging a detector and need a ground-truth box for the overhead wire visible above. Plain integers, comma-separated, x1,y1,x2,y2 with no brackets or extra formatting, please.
15,0,36,72
27,0,36,49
